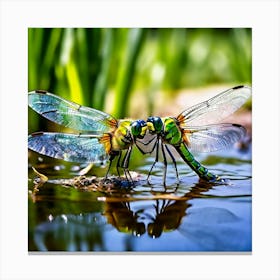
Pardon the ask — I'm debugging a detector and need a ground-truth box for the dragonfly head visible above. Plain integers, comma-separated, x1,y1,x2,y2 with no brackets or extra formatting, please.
147,116,163,134
130,119,147,139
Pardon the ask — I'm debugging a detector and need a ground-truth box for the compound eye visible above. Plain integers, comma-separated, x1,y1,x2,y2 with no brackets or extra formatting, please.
131,120,147,138
138,119,146,127
153,117,163,131
131,120,146,137
147,116,163,133
131,122,140,136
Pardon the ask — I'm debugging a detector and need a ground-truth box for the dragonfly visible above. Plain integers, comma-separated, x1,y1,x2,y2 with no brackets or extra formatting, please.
144,85,251,185
28,90,148,181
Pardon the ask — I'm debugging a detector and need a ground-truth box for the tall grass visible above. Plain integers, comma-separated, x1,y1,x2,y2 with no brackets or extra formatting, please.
28,28,251,129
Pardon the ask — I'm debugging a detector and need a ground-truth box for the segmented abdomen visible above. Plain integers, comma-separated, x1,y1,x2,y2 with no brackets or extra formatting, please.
175,142,220,182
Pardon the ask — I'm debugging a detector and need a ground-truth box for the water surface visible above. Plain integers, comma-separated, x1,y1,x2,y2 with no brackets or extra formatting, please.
28,144,252,252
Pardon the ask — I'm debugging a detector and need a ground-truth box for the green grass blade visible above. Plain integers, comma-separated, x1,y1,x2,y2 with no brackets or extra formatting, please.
112,28,146,118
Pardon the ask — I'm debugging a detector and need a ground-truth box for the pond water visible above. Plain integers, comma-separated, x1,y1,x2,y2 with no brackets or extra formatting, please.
28,143,252,252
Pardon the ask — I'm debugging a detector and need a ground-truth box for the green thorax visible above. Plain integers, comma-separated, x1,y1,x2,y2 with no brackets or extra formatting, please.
162,117,182,146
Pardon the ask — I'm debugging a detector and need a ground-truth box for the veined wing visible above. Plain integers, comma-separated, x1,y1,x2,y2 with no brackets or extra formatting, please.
177,85,251,127
182,123,246,153
28,90,118,133
28,132,109,163
135,132,158,154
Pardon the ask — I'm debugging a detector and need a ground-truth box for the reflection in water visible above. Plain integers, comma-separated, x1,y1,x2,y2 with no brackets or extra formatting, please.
29,146,251,252
33,213,106,251
147,199,190,238
103,181,215,239
104,201,145,237
31,181,231,251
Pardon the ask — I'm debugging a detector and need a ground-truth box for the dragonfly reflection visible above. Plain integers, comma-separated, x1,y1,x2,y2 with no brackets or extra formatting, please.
102,180,216,238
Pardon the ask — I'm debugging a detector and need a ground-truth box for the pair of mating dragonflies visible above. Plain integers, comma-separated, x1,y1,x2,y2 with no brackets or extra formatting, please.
28,85,251,185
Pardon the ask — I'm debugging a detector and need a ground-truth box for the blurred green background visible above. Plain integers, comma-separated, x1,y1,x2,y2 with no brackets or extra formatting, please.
28,28,251,131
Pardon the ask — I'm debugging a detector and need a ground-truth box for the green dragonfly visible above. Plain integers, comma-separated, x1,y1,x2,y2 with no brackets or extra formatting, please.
28,90,147,181
144,85,251,185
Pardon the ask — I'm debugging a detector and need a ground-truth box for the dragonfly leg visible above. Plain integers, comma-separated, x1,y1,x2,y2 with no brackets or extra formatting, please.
106,151,118,179
135,142,147,155
105,160,112,179
116,151,123,178
136,136,156,146
164,144,180,185
161,142,168,187
147,138,159,185
135,136,157,155
121,146,134,184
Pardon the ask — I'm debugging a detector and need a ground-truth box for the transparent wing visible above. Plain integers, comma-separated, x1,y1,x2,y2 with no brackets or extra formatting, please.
177,85,251,127
28,90,118,133
28,132,109,163
183,124,246,152
135,132,158,154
